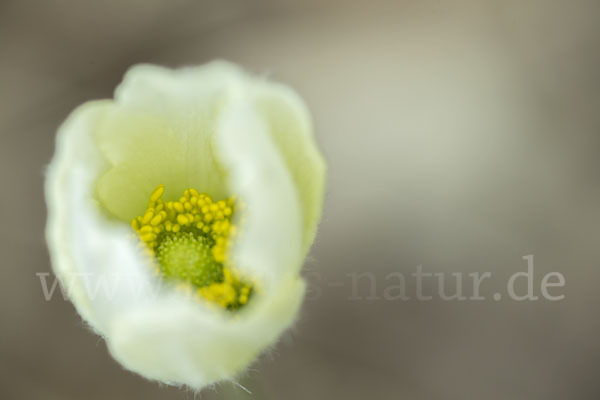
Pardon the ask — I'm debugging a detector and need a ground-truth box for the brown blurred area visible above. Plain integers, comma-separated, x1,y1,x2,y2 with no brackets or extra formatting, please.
2,0,600,399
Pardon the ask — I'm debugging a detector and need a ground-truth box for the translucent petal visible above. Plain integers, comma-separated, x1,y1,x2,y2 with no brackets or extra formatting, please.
216,98,304,285
251,82,326,255
97,64,235,221
107,278,305,388
45,101,159,334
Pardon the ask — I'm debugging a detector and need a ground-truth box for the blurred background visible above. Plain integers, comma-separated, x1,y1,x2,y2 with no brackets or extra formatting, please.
1,0,600,399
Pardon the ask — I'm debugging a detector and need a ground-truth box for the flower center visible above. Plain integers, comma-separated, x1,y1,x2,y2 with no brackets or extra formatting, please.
131,184,252,310
157,233,222,287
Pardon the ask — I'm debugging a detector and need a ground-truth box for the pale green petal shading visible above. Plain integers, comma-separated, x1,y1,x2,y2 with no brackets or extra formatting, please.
215,99,304,285
252,83,326,255
46,100,159,334
107,278,305,388
96,64,234,221
46,101,111,330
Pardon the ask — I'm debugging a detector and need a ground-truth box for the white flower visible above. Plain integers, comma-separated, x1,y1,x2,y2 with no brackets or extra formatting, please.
45,61,326,388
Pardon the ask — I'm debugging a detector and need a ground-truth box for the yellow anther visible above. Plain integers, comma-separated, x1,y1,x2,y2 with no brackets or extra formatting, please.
139,225,153,234
142,209,154,224
177,214,189,225
131,219,139,231
150,184,165,202
140,232,156,242
150,214,163,226
173,202,184,213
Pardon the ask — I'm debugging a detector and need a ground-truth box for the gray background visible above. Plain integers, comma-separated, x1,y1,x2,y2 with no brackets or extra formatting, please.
1,0,600,399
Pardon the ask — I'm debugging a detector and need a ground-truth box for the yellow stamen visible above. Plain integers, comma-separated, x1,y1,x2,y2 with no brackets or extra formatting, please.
131,184,252,310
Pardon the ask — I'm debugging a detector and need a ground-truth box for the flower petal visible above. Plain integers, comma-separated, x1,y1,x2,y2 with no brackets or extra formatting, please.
107,278,305,388
216,97,304,285
45,101,158,334
97,63,238,221
251,82,326,255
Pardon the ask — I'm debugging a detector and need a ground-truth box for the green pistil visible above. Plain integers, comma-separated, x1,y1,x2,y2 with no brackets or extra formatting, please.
156,232,223,287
